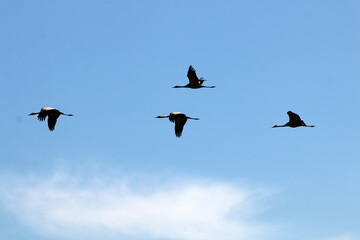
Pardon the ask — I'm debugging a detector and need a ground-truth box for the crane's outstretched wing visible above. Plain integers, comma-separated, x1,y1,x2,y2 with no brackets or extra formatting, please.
38,111,47,121
48,116,59,131
199,78,207,85
174,116,187,137
287,111,302,125
168,113,177,123
187,65,199,85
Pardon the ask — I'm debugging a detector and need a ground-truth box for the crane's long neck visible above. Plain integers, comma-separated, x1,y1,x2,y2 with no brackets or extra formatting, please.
156,116,170,118
29,112,40,116
187,117,200,120
202,86,215,88
272,125,286,128
304,125,315,127
173,86,187,88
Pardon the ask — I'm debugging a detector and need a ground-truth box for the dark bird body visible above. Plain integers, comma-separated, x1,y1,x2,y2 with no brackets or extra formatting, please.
156,112,199,137
273,111,315,128
173,65,215,89
29,107,73,131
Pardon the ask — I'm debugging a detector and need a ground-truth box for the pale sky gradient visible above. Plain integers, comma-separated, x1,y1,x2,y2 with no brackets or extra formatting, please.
1,1,360,240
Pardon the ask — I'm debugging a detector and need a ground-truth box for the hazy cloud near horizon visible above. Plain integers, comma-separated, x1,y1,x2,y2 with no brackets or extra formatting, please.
0,171,277,240
323,235,360,240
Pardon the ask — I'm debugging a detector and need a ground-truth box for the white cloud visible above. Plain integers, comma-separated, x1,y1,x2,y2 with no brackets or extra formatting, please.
0,172,276,240
324,235,359,240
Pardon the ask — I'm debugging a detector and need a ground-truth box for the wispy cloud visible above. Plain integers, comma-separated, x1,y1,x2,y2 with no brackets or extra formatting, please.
0,172,276,240
324,234,360,240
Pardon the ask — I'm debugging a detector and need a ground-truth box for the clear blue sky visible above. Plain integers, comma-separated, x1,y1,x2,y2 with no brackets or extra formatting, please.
1,1,359,240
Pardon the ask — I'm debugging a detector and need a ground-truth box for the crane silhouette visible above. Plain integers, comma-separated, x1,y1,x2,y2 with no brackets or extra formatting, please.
29,107,73,131
156,112,200,137
173,65,215,89
273,111,315,128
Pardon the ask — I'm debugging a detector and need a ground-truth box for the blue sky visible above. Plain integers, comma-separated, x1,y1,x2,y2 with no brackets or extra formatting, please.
1,1,360,240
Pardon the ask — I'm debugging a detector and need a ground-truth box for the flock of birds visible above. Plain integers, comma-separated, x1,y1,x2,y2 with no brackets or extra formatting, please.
29,65,315,136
